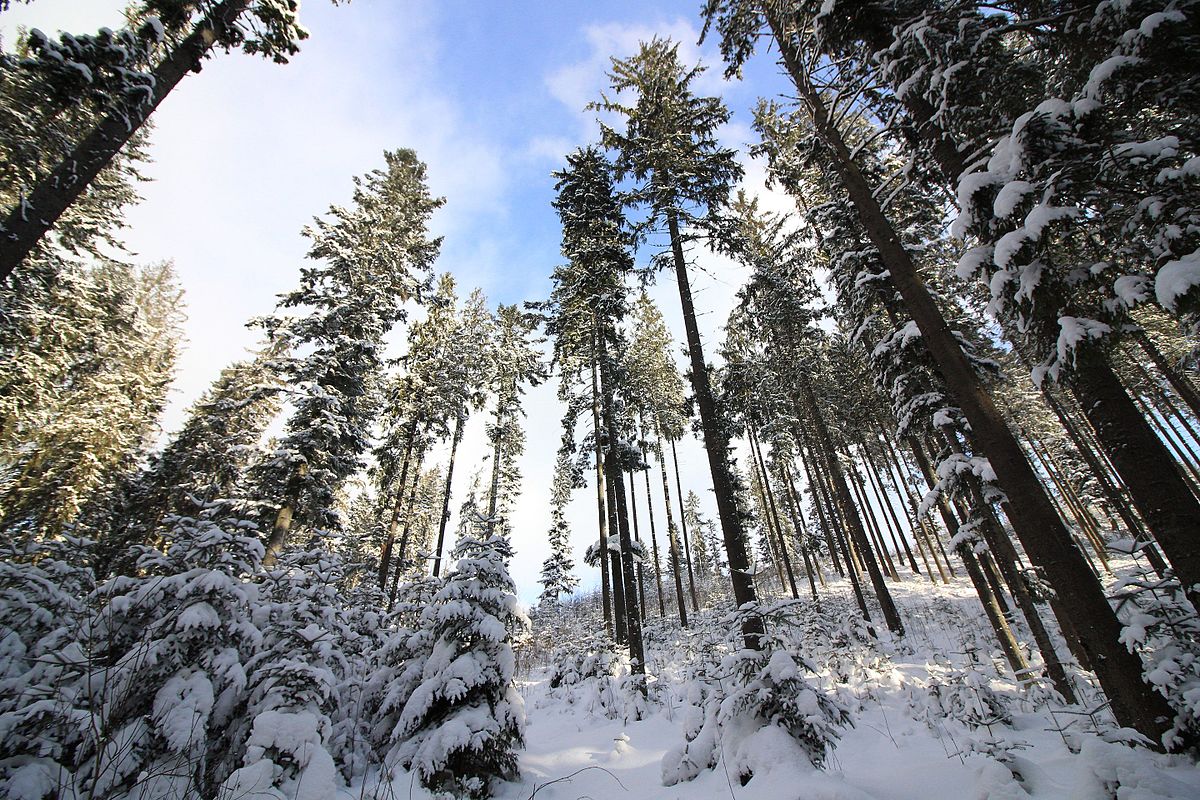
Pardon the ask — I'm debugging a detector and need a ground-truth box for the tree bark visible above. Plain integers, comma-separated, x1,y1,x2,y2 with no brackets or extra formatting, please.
771,28,1172,741
0,0,253,280
598,332,644,681
799,379,905,634
657,423,690,627
1069,347,1200,610
431,414,464,578
750,427,798,598
378,423,418,589
641,418,667,617
670,437,701,612
666,210,762,648
590,346,613,635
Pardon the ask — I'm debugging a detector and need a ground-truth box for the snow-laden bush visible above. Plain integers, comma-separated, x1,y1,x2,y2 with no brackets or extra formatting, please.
546,633,625,718
907,663,1015,731
219,544,352,798
662,602,851,787
361,574,443,760
387,525,528,799
80,505,263,799
0,535,96,799
1112,572,1200,751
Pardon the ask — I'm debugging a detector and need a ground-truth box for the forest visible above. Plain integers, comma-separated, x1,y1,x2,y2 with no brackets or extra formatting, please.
2,1,1200,798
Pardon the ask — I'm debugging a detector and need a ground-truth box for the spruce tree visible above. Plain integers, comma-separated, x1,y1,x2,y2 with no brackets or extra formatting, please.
388,512,527,799
596,38,762,649
0,0,318,279
253,149,441,562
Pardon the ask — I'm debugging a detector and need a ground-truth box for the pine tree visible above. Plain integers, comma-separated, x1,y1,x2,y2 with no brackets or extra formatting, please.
253,149,441,562
703,4,1177,742
595,38,762,649
0,259,184,541
77,503,262,798
220,544,351,798
543,145,645,677
0,0,318,279
485,304,545,539
388,511,527,798
540,419,582,605
625,293,692,625
91,343,282,574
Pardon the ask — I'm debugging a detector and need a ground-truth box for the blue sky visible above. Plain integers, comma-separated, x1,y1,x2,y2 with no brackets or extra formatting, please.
1,0,799,603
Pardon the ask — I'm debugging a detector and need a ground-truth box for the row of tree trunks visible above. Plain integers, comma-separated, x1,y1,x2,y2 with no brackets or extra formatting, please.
769,23,1175,741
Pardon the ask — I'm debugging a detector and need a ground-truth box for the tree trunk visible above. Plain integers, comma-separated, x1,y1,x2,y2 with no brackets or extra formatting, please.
627,470,648,622
866,443,921,574
1137,331,1200,420
670,437,701,612
780,461,820,599
667,210,762,649
796,430,844,577
598,332,644,682
1068,347,1200,610
378,424,418,588
750,427,798,598
657,423,689,627
264,504,293,567
848,458,900,580
799,380,905,635
0,0,253,280
605,467,628,644
641,418,667,617
431,414,464,578
590,346,613,635
772,29,1172,741
1042,389,1166,574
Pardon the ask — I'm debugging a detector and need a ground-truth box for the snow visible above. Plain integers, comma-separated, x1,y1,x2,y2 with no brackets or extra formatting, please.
1154,249,1200,311
991,180,1034,219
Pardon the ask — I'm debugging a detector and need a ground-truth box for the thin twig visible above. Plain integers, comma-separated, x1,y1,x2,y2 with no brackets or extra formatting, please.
526,765,628,799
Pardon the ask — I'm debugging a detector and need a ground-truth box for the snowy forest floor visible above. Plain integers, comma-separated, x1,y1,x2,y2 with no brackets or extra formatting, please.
357,571,1200,800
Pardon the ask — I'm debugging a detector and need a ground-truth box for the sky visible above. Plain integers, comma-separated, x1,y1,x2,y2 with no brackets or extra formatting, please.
1,0,800,604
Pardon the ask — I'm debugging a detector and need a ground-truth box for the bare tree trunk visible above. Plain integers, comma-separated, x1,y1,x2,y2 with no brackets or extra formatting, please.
799,379,904,635
1042,389,1166,574
598,332,645,686
670,437,701,612
796,429,844,576
657,423,689,627
667,210,762,648
627,470,647,622
379,424,418,589
1137,330,1200,420
641,418,667,617
590,347,613,635
750,427,798,598
780,461,820,599
431,414,463,578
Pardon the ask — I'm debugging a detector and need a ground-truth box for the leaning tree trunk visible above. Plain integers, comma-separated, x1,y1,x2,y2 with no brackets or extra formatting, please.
666,210,762,649
1070,347,1200,609
750,427,799,598
378,421,419,588
771,23,1174,742
640,417,667,617
799,379,905,635
0,0,253,280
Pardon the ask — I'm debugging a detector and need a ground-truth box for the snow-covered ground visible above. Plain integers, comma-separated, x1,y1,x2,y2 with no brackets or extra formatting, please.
354,574,1200,799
